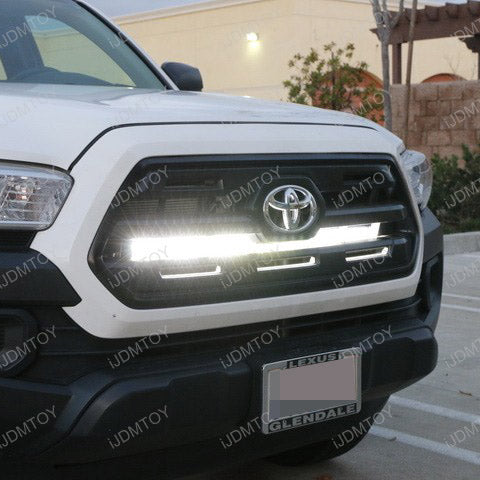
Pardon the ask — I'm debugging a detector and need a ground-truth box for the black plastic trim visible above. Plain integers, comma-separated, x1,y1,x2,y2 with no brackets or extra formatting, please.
422,208,444,262
0,309,38,377
0,250,81,306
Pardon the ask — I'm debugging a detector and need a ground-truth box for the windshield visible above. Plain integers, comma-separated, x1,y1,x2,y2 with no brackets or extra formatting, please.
0,0,166,89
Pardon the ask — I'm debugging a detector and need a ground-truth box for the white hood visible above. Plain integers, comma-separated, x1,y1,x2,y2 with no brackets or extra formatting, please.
0,83,402,170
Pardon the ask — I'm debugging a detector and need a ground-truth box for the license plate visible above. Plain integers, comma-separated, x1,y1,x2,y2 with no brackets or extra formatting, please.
261,348,361,434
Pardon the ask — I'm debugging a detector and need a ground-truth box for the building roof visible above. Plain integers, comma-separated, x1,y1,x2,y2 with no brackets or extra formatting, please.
102,0,470,22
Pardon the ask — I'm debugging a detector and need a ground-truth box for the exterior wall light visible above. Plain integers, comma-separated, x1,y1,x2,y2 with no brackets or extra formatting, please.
246,32,259,42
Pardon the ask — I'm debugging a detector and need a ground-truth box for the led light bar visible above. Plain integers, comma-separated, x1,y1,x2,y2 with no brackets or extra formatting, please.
130,223,381,262
0,162,72,230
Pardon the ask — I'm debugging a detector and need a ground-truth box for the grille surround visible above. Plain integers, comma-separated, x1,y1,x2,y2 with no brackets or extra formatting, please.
89,154,420,309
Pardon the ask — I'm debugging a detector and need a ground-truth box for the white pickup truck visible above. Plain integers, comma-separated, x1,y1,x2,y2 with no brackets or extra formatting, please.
0,0,443,478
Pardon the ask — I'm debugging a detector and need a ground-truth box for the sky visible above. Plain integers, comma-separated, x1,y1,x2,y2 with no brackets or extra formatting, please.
87,0,202,17
87,0,470,18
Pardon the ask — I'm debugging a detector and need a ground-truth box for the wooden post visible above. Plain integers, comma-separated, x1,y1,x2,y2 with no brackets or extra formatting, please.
392,43,402,84
463,36,480,79
477,52,480,80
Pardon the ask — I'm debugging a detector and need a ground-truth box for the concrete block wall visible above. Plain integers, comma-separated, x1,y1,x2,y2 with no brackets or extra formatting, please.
391,81,480,161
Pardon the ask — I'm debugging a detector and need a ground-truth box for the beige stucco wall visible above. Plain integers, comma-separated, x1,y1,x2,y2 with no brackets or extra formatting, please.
117,0,477,101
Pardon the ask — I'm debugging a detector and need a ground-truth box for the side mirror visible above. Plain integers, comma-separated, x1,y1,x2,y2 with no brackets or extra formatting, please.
162,62,203,92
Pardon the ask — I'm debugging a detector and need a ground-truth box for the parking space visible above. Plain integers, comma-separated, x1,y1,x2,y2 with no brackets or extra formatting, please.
189,253,480,480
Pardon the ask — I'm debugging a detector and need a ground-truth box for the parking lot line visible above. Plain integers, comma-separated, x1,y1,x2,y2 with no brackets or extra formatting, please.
390,396,480,424
371,426,480,466
441,303,480,313
443,293,480,302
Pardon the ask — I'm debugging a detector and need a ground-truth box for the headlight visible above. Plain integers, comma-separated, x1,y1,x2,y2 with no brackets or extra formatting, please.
0,162,72,230
401,150,433,210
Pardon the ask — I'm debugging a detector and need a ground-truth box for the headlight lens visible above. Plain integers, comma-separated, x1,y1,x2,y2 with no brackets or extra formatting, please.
0,163,72,230
401,150,433,210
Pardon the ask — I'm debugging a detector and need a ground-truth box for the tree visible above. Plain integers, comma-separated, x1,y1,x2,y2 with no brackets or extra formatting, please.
404,0,418,145
370,0,405,131
283,42,383,122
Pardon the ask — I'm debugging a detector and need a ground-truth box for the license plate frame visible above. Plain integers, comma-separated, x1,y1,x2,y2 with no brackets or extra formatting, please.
261,348,361,434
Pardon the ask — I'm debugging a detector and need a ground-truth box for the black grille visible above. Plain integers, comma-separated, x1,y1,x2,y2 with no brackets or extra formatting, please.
89,154,419,309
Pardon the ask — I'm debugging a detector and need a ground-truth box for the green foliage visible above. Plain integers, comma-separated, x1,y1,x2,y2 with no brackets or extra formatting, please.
430,145,480,233
283,42,383,121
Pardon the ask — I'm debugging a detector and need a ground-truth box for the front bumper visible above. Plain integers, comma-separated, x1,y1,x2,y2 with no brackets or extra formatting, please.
0,209,442,476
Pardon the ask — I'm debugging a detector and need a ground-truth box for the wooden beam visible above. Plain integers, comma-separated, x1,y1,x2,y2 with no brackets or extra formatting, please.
372,3,480,44
467,0,480,16
392,43,402,84
390,18,480,43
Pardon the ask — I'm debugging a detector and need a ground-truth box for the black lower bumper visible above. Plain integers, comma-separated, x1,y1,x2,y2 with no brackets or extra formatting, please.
0,209,443,478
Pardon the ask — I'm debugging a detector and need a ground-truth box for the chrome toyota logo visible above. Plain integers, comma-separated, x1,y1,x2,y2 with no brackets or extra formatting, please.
263,185,318,233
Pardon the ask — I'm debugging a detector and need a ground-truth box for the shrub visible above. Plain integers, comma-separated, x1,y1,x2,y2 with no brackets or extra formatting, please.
429,145,480,234
283,42,383,122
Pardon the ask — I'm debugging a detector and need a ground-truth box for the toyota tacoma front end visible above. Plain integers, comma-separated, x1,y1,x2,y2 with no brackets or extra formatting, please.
0,0,443,478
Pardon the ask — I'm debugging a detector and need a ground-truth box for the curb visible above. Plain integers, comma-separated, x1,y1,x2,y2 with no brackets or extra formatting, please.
444,231,480,255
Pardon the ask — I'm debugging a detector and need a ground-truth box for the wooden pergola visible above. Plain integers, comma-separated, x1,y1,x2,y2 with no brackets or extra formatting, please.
372,1,480,83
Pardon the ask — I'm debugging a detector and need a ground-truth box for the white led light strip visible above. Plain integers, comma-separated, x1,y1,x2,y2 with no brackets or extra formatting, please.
130,223,381,262
160,266,222,279
257,256,317,272
345,247,390,263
